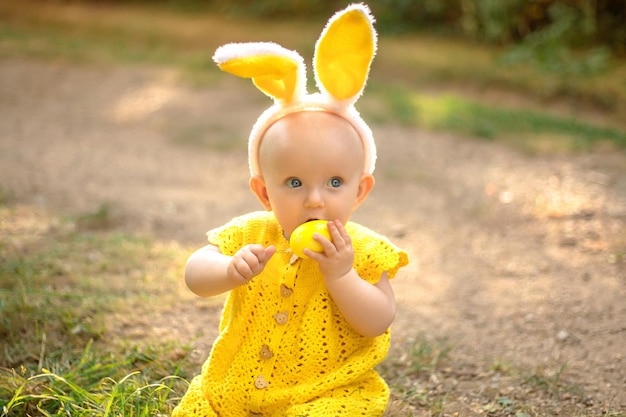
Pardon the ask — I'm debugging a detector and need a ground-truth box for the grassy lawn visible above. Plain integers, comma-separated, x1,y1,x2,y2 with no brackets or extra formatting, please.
0,206,195,415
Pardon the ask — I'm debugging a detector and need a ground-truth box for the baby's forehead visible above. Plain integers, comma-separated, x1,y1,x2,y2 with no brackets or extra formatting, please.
260,111,363,155
258,112,365,178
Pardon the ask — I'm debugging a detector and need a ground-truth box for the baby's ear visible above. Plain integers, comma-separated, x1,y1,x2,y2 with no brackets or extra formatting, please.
314,4,377,106
355,174,375,209
213,42,307,105
249,176,272,211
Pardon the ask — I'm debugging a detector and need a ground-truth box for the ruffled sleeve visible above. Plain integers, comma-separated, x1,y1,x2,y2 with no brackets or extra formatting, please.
206,211,280,256
347,222,409,284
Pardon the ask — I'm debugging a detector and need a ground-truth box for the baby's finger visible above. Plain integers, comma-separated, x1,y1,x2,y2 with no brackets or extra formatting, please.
334,220,351,241
303,247,323,261
313,231,337,255
327,220,351,251
260,245,276,263
246,244,276,276
233,255,255,281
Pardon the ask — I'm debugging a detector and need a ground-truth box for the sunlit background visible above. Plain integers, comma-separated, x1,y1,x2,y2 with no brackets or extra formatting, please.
1,1,625,415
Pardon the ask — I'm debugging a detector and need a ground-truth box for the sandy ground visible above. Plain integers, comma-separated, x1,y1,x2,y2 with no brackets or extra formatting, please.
1,58,625,415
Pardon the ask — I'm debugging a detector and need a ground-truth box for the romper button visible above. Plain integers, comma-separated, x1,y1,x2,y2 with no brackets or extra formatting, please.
280,284,293,298
254,375,269,389
273,311,288,325
259,344,274,360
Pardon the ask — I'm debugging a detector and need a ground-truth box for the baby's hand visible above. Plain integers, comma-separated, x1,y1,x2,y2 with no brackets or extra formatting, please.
305,220,354,281
228,244,276,285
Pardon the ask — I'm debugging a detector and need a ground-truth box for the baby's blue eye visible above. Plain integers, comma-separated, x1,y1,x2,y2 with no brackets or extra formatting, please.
328,177,342,188
287,178,302,188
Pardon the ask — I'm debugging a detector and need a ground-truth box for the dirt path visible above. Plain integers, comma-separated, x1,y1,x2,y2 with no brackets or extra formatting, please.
1,58,625,415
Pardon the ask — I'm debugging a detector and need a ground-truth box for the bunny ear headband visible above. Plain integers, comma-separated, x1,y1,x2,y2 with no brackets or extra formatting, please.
213,3,378,176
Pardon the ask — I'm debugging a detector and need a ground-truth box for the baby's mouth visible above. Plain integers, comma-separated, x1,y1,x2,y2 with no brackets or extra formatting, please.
289,219,320,238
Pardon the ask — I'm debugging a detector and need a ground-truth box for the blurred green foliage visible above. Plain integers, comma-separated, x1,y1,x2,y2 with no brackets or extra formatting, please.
32,0,624,81
99,0,624,54
77,0,623,76
499,3,613,77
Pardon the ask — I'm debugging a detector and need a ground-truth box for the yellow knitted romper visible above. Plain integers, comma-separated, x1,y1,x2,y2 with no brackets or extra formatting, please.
173,211,409,417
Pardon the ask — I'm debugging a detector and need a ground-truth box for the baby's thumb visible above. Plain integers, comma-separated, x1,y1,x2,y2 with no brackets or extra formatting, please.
255,246,275,275
263,245,276,261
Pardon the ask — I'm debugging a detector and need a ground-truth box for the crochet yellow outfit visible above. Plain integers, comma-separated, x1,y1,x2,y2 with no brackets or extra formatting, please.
172,211,409,416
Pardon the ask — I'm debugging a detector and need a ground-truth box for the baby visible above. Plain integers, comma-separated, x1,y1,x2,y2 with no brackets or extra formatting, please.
173,4,409,416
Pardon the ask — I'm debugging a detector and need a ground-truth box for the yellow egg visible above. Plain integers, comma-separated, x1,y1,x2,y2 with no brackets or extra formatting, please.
289,220,331,258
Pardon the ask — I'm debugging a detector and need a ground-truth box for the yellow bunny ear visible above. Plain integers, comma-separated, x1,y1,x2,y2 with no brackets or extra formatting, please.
314,4,377,103
213,42,306,104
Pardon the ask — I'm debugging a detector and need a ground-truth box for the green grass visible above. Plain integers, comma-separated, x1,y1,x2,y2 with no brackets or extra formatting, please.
0,206,195,416
1,343,187,416
377,334,453,415
0,1,318,85
377,34,626,118
370,86,626,153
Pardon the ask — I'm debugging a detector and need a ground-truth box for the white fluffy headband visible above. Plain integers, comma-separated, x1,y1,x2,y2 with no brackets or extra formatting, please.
212,3,378,176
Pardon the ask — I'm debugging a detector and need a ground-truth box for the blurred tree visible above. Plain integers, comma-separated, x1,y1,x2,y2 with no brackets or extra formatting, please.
499,2,612,76
65,0,625,55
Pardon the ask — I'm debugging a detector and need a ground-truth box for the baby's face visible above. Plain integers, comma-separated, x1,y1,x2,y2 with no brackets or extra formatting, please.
254,111,372,238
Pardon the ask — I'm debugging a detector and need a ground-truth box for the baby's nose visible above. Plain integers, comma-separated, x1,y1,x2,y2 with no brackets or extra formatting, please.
304,188,324,207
